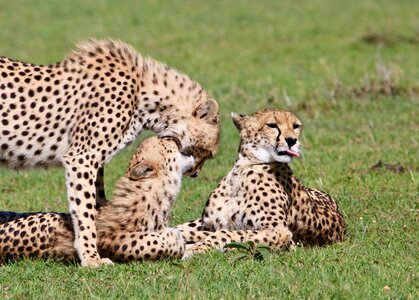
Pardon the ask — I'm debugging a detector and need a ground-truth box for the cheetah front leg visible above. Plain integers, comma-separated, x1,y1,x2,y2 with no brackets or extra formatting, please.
64,156,113,267
95,166,107,208
183,228,294,258
175,219,211,243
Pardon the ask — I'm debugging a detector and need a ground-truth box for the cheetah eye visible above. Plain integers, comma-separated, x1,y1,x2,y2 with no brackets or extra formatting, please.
266,123,278,129
293,123,301,129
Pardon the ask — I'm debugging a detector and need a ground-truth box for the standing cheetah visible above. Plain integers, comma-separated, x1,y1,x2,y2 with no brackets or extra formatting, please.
0,40,220,266
176,109,346,257
0,136,193,262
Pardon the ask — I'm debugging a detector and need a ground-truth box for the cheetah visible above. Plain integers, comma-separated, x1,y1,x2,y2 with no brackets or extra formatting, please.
176,109,346,257
0,40,220,266
0,136,193,263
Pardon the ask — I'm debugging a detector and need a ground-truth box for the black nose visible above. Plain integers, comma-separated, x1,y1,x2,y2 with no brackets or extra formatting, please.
285,137,297,148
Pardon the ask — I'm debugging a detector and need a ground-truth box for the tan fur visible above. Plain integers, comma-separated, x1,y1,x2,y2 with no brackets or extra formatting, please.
176,109,346,257
0,137,192,263
0,40,219,266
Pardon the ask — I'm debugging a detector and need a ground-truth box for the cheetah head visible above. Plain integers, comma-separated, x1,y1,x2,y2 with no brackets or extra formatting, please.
160,99,220,177
232,109,302,164
127,137,194,181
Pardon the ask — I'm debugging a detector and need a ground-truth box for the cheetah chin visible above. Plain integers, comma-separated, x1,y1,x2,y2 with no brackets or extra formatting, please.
273,148,300,163
250,145,300,164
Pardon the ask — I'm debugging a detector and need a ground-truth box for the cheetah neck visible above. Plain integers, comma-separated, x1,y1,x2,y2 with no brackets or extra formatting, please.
219,153,265,195
237,144,275,166
135,59,208,147
234,150,305,202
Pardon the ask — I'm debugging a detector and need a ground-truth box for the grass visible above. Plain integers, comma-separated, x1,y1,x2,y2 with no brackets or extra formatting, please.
0,0,418,298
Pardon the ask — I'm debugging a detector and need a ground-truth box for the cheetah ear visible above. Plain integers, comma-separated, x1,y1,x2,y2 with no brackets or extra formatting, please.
129,164,156,180
231,112,245,130
194,99,219,124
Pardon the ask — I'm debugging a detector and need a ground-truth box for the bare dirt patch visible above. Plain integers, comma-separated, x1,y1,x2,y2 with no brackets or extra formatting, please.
369,161,417,174
361,32,418,47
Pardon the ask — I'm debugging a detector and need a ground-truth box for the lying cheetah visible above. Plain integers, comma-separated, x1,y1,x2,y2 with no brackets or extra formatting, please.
0,136,193,262
0,40,220,266
176,109,346,257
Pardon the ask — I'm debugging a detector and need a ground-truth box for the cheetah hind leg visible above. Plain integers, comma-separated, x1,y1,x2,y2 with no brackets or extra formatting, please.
99,228,186,261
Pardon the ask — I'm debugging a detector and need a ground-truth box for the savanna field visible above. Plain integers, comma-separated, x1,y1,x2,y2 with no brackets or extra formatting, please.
0,0,417,299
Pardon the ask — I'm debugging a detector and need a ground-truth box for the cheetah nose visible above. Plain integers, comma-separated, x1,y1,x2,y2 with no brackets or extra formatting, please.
285,137,297,148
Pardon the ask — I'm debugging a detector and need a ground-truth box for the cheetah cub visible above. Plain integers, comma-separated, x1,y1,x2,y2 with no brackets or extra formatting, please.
176,109,346,257
0,136,193,263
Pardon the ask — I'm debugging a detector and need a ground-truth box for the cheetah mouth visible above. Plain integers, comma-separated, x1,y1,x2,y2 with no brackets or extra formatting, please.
180,151,193,158
162,137,194,160
180,146,194,158
276,150,300,157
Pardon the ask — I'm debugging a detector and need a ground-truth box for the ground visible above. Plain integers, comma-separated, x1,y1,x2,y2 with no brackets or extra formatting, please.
0,0,417,299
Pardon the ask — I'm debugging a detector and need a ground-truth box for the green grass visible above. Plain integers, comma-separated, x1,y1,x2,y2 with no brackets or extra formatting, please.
0,0,418,298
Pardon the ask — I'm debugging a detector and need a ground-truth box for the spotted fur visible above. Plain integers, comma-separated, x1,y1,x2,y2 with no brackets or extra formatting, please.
0,40,220,266
0,136,193,263
176,109,346,257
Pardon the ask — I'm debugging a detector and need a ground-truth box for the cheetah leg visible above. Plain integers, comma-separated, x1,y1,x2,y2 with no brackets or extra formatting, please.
64,158,113,267
294,205,346,245
99,228,185,261
0,212,70,260
182,227,294,259
95,166,107,208
175,219,211,243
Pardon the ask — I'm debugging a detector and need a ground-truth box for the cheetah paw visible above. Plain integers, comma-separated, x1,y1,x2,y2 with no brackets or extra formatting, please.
181,244,209,259
288,241,297,251
81,257,114,267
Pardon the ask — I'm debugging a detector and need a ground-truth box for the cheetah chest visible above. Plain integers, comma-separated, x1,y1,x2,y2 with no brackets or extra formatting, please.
203,166,259,231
